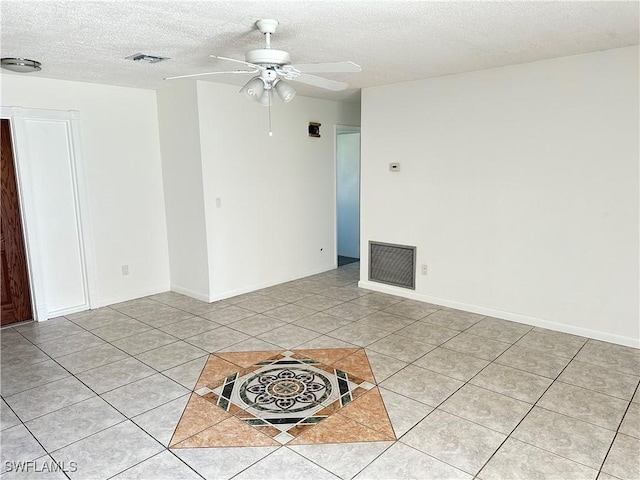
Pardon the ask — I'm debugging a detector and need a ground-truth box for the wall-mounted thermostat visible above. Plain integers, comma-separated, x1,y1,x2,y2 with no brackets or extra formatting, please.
389,163,400,172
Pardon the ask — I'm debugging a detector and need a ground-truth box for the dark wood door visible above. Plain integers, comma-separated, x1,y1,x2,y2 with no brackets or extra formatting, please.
1,119,32,325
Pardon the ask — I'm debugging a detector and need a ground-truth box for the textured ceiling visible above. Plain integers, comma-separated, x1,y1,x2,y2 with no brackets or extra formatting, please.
1,1,638,102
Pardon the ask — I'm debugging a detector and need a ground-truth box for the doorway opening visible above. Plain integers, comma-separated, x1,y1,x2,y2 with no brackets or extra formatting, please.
336,126,361,268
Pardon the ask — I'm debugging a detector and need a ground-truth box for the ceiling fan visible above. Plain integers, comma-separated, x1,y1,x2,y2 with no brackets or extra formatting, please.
165,18,361,106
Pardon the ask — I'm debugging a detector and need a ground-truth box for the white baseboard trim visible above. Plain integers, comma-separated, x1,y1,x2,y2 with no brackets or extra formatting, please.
38,284,171,319
92,283,171,309
147,264,338,303
208,264,338,302
47,302,91,319
169,284,210,302
358,280,639,348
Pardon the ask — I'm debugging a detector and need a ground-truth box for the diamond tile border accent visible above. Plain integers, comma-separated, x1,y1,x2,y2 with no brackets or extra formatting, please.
169,348,396,447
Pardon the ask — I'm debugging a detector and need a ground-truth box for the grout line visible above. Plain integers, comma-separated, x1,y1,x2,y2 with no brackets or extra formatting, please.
104,449,206,480
348,439,399,479
473,340,597,478
596,380,640,477
227,445,283,479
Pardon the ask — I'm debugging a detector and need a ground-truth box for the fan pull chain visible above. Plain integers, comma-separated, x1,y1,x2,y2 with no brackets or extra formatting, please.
268,91,273,136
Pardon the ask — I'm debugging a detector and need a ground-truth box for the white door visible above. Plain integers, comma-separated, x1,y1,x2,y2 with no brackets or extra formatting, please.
2,107,94,320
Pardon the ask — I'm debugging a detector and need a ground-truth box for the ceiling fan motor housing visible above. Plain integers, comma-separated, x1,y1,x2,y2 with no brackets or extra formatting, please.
245,49,291,66
260,68,278,83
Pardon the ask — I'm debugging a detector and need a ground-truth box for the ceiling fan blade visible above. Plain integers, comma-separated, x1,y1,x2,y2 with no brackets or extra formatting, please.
291,73,348,91
164,69,257,80
210,55,263,70
292,61,361,74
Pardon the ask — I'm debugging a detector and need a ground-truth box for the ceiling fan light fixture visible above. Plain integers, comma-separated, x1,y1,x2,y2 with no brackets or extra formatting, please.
274,79,296,103
240,76,265,101
257,89,272,106
1,57,41,73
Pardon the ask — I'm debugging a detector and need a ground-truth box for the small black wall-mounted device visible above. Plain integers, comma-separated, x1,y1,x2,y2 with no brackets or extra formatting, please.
308,122,321,137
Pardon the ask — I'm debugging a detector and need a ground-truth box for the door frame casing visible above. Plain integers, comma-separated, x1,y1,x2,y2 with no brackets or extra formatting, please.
0,107,96,321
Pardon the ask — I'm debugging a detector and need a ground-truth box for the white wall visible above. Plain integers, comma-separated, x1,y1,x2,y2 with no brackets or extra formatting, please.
195,82,360,299
360,46,639,347
337,132,361,258
156,83,210,300
1,75,170,307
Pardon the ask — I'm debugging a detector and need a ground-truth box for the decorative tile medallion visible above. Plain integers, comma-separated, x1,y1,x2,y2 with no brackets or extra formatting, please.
169,348,396,448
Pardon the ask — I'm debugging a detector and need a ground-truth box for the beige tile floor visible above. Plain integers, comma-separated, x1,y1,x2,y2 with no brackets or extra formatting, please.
1,262,639,479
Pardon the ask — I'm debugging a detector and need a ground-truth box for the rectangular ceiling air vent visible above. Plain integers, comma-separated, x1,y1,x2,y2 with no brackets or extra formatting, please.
125,53,169,64
369,241,416,290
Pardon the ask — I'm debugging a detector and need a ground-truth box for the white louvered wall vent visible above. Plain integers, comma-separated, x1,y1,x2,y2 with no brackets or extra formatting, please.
368,241,416,290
